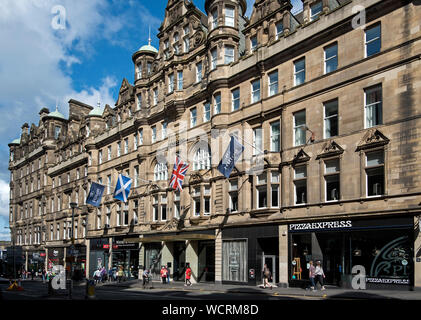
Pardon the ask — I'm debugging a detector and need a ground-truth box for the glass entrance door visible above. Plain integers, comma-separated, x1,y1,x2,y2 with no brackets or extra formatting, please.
173,242,186,281
262,254,276,285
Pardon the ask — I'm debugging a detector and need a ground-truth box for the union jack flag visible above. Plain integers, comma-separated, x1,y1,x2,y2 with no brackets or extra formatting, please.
170,156,189,191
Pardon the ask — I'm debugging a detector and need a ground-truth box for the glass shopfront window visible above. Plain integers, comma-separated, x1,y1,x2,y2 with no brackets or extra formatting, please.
144,243,162,281
222,240,247,282
289,218,413,288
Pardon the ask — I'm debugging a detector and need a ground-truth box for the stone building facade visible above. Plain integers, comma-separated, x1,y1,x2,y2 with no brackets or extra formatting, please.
8,0,421,289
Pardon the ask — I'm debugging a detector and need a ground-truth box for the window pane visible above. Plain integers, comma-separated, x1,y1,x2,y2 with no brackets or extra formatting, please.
325,159,340,173
326,174,340,201
271,185,279,207
295,180,307,204
325,44,338,73
366,151,384,166
367,167,384,196
271,122,280,152
257,173,266,184
268,72,278,96
232,89,240,111
324,100,338,137
366,25,381,57
294,59,305,85
257,186,267,208
294,166,307,179
310,1,322,20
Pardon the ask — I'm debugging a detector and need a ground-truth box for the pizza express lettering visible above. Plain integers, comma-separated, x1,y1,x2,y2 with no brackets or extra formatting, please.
289,220,352,231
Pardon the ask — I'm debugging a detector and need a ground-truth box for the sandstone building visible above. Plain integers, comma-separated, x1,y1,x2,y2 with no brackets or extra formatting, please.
8,0,421,289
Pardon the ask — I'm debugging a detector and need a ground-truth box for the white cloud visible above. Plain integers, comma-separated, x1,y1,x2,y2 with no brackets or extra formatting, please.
64,76,118,108
0,179,9,219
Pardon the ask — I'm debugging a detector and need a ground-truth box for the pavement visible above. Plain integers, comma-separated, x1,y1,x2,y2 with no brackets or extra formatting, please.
93,278,421,300
2,277,421,300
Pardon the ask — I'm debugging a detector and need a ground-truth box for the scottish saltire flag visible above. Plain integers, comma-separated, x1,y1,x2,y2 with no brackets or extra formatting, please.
217,136,244,178
113,174,132,203
86,182,105,207
170,156,189,191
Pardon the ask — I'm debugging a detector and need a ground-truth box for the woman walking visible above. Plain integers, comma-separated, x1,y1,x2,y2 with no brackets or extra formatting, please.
308,260,316,291
262,264,272,289
185,265,192,286
314,261,326,290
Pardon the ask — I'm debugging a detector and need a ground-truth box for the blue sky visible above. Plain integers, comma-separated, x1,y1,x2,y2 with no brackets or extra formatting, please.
0,0,303,240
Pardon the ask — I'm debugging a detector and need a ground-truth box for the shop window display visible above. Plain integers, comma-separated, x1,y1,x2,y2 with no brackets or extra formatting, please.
290,228,412,287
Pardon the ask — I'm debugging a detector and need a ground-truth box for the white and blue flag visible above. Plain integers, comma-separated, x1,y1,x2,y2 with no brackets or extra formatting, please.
86,182,105,207
217,135,244,178
113,174,132,203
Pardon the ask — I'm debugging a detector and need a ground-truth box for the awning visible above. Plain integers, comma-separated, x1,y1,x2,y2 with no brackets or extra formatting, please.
124,233,216,243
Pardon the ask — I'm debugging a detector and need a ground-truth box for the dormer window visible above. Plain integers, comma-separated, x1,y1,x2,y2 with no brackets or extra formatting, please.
310,1,323,21
276,22,284,40
251,36,257,52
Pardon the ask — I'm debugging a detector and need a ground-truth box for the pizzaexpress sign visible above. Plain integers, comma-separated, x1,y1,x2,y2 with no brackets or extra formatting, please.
289,220,352,232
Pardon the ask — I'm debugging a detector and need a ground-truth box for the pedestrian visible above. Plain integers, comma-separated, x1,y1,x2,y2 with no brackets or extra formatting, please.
142,269,150,288
262,264,272,289
314,261,326,291
166,265,170,284
42,269,46,283
100,266,107,283
185,264,192,286
308,260,316,291
118,266,124,283
93,269,100,284
160,266,167,284
31,269,35,280
108,268,113,282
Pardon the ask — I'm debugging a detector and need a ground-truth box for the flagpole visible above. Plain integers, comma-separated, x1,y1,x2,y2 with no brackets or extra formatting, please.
229,133,267,155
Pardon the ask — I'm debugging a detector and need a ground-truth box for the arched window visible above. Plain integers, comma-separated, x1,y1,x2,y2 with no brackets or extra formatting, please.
193,146,211,171
154,162,168,181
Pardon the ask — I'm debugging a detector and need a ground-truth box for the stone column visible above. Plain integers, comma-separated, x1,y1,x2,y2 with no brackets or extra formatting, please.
45,248,48,272
86,238,90,279
109,237,113,270
139,243,145,280
415,215,421,290
185,240,199,284
25,251,28,271
283,12,291,35
215,229,222,284
278,225,289,287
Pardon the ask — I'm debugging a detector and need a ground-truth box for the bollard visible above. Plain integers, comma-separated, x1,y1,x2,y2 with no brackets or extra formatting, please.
85,279,96,299
48,278,53,295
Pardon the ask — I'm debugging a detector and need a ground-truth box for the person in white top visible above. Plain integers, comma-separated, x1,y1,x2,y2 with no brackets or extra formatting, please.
314,261,326,291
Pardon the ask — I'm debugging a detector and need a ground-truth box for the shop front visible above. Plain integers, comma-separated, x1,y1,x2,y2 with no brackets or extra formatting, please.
222,225,278,286
111,236,139,279
144,242,162,281
198,240,215,282
29,250,46,272
65,245,86,280
288,216,414,290
47,247,64,272
89,238,109,278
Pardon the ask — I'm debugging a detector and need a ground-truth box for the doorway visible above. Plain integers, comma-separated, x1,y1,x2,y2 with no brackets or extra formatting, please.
173,241,186,281
262,254,276,286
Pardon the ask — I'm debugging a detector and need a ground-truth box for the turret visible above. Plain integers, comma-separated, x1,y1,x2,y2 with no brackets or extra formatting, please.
205,0,247,68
